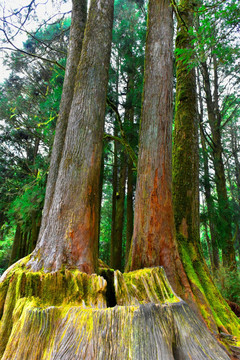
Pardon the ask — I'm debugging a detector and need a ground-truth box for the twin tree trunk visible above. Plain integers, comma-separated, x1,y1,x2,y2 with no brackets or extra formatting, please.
38,0,87,241
28,0,114,273
127,0,186,293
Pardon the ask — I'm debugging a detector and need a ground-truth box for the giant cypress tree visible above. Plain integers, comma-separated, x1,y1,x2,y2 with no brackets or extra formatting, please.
0,0,239,358
37,0,87,243
26,0,114,274
127,0,181,287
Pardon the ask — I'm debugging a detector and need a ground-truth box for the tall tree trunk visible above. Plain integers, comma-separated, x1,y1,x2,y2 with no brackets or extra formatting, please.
28,211,41,253
231,122,240,204
230,122,240,258
98,150,105,252
171,0,240,335
125,76,135,265
28,0,114,274
203,221,214,271
201,61,236,270
110,134,118,268
200,128,220,270
111,152,126,270
110,51,120,269
126,0,239,338
38,0,87,243
127,0,188,294
9,225,22,266
126,154,134,263
197,69,219,270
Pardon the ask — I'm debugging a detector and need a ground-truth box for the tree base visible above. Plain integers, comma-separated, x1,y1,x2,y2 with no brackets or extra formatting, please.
0,260,237,359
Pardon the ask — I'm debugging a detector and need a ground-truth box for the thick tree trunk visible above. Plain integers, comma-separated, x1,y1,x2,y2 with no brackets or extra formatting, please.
27,0,114,274
172,0,240,338
127,0,187,294
0,264,234,360
38,0,87,241
173,3,199,254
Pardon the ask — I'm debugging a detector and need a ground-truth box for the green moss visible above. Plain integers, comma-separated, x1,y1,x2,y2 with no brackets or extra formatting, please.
178,234,240,336
0,261,109,357
119,267,180,305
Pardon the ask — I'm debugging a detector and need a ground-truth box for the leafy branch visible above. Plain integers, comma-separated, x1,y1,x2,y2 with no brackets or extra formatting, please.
106,98,137,169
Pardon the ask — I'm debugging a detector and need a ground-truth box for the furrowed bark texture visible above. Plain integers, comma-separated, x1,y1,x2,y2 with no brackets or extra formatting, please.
38,0,87,241
173,0,240,338
28,0,114,274
0,264,233,360
127,0,189,295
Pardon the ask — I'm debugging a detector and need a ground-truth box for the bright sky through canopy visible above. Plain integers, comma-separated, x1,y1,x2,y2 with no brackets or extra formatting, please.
0,0,71,82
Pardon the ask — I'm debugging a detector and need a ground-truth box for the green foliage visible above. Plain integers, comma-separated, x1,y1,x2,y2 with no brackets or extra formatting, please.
99,181,112,265
214,266,240,304
0,226,15,275
0,18,69,264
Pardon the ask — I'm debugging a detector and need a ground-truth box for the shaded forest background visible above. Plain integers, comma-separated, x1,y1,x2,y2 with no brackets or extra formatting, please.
0,0,240,304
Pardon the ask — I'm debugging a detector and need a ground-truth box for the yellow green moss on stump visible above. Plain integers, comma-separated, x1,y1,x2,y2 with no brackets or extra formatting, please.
0,262,237,360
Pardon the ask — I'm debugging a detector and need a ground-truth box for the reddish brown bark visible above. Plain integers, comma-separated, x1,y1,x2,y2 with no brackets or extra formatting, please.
38,0,87,242
127,0,189,294
28,0,114,274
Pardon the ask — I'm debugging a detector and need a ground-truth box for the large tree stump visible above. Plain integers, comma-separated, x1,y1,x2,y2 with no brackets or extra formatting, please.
0,261,235,359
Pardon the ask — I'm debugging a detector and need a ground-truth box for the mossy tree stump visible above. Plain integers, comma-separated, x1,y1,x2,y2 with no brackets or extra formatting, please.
0,261,236,359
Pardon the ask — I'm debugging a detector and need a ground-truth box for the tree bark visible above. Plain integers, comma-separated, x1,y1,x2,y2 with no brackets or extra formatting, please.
38,0,87,242
170,0,240,336
28,0,114,274
128,0,185,292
